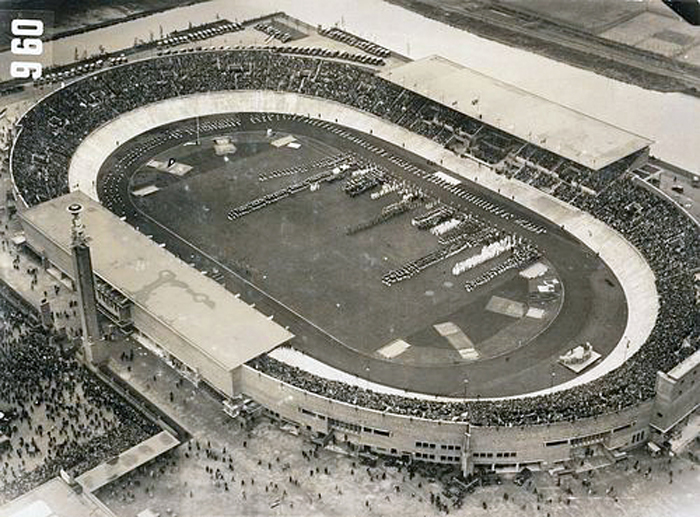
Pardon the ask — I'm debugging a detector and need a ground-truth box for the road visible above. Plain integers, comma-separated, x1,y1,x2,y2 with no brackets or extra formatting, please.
409,0,700,91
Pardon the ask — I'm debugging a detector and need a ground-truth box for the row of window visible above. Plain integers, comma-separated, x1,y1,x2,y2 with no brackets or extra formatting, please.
570,431,608,447
415,441,462,451
414,451,460,463
363,426,391,437
545,423,638,448
472,451,517,459
297,407,390,437
328,417,362,434
631,430,645,444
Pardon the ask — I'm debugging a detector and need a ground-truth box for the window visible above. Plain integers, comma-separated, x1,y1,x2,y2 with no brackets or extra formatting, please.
328,417,361,434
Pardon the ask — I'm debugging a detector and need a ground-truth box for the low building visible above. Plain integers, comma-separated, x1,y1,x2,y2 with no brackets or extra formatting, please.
0,476,115,517
19,192,294,397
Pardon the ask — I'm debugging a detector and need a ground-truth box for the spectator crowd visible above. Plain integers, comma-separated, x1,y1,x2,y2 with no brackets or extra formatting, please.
9,48,700,427
0,300,159,502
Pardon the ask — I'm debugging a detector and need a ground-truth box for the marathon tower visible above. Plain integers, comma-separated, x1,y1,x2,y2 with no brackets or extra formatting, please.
68,203,107,364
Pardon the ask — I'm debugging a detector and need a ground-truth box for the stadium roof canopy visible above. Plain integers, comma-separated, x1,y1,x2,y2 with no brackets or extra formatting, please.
22,192,293,372
379,56,653,170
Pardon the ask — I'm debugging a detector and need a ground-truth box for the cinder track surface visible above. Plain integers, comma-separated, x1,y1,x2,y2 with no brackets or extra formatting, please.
97,113,627,398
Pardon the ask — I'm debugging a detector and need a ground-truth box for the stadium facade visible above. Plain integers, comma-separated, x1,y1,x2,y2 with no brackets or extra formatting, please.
10,36,700,475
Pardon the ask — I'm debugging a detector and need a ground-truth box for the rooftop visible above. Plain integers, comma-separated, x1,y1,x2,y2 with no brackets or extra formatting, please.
379,55,653,170
21,192,293,372
668,346,700,380
0,477,115,517
76,430,180,492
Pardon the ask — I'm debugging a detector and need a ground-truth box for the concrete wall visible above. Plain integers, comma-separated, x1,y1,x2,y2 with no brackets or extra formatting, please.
468,402,652,470
130,308,234,397
239,365,468,464
238,365,653,472
652,350,700,434
20,218,73,277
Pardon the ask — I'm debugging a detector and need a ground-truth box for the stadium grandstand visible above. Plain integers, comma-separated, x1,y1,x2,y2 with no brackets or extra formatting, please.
7,24,700,475
379,55,652,171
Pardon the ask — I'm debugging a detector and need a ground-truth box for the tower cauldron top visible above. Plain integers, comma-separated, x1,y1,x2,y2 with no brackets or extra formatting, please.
67,203,83,215
68,202,88,245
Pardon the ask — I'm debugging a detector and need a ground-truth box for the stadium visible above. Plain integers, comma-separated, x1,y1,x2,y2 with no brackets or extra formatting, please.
8,14,700,477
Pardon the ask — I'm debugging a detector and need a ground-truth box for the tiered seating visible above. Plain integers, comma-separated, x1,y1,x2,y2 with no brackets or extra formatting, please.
11,48,698,427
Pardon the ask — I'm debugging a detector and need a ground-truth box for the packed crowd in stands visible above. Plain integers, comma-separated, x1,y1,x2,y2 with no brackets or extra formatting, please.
10,48,700,426
10,50,619,208
0,300,159,502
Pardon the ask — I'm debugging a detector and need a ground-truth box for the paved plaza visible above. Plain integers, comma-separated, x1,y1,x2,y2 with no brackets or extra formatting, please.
99,336,700,517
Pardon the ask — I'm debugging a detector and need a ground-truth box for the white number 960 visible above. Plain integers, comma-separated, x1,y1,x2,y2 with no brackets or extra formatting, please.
10,19,44,79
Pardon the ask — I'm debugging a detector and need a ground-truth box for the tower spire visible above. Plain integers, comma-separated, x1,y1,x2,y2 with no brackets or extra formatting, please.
68,202,107,364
